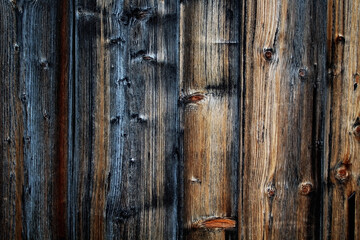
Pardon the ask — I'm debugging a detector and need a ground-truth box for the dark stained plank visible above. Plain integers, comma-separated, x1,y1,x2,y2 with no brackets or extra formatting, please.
179,0,240,239
239,0,327,239
323,0,360,239
0,0,72,239
72,0,179,239
0,1,23,239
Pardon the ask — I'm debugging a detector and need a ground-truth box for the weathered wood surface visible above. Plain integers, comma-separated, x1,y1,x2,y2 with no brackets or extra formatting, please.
0,0,359,239
72,0,179,239
323,0,360,239
239,0,327,239
179,0,240,239
0,0,72,239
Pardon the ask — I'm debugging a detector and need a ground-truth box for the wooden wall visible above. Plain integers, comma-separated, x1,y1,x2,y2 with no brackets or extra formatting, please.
0,0,358,239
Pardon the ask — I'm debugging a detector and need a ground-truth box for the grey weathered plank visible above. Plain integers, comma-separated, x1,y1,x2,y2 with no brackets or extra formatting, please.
179,0,240,239
0,0,72,239
72,0,179,239
323,0,360,239
239,0,327,239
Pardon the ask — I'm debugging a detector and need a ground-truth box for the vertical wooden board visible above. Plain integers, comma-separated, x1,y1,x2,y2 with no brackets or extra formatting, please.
324,0,360,239
180,0,240,239
239,0,326,239
72,1,111,239
73,0,179,239
0,0,72,239
0,1,22,239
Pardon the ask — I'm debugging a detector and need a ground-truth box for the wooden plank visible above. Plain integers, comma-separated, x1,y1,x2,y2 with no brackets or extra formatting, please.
324,0,360,239
72,0,179,239
179,0,240,239
0,2,22,239
239,0,327,239
0,0,72,239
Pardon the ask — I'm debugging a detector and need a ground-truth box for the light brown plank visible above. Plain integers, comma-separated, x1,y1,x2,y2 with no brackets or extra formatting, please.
180,0,240,239
239,0,326,239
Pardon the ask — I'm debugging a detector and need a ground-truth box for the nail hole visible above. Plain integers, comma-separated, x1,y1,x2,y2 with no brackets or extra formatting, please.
4,137,11,144
263,48,273,61
336,34,345,43
23,136,31,144
43,111,50,120
298,68,307,79
190,176,201,184
20,93,27,103
40,59,49,69
265,184,276,198
110,116,120,124
14,43,19,52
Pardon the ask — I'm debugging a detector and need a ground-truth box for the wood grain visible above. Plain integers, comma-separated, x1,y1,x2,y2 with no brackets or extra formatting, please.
0,0,72,239
239,0,327,239
324,0,360,239
1,0,360,239
72,0,179,239
180,0,240,239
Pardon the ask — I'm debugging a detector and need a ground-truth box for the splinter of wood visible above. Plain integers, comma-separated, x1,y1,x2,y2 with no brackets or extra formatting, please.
192,217,236,229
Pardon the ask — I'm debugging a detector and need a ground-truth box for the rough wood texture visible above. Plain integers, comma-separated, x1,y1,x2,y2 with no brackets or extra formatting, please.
0,0,72,239
239,0,327,239
180,0,240,239
1,0,360,239
72,0,179,239
324,0,360,239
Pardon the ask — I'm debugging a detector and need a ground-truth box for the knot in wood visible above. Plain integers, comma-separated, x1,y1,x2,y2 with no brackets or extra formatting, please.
353,125,360,138
335,166,350,182
265,184,276,198
263,48,273,61
336,34,345,44
298,68,307,79
180,93,206,104
299,182,313,195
